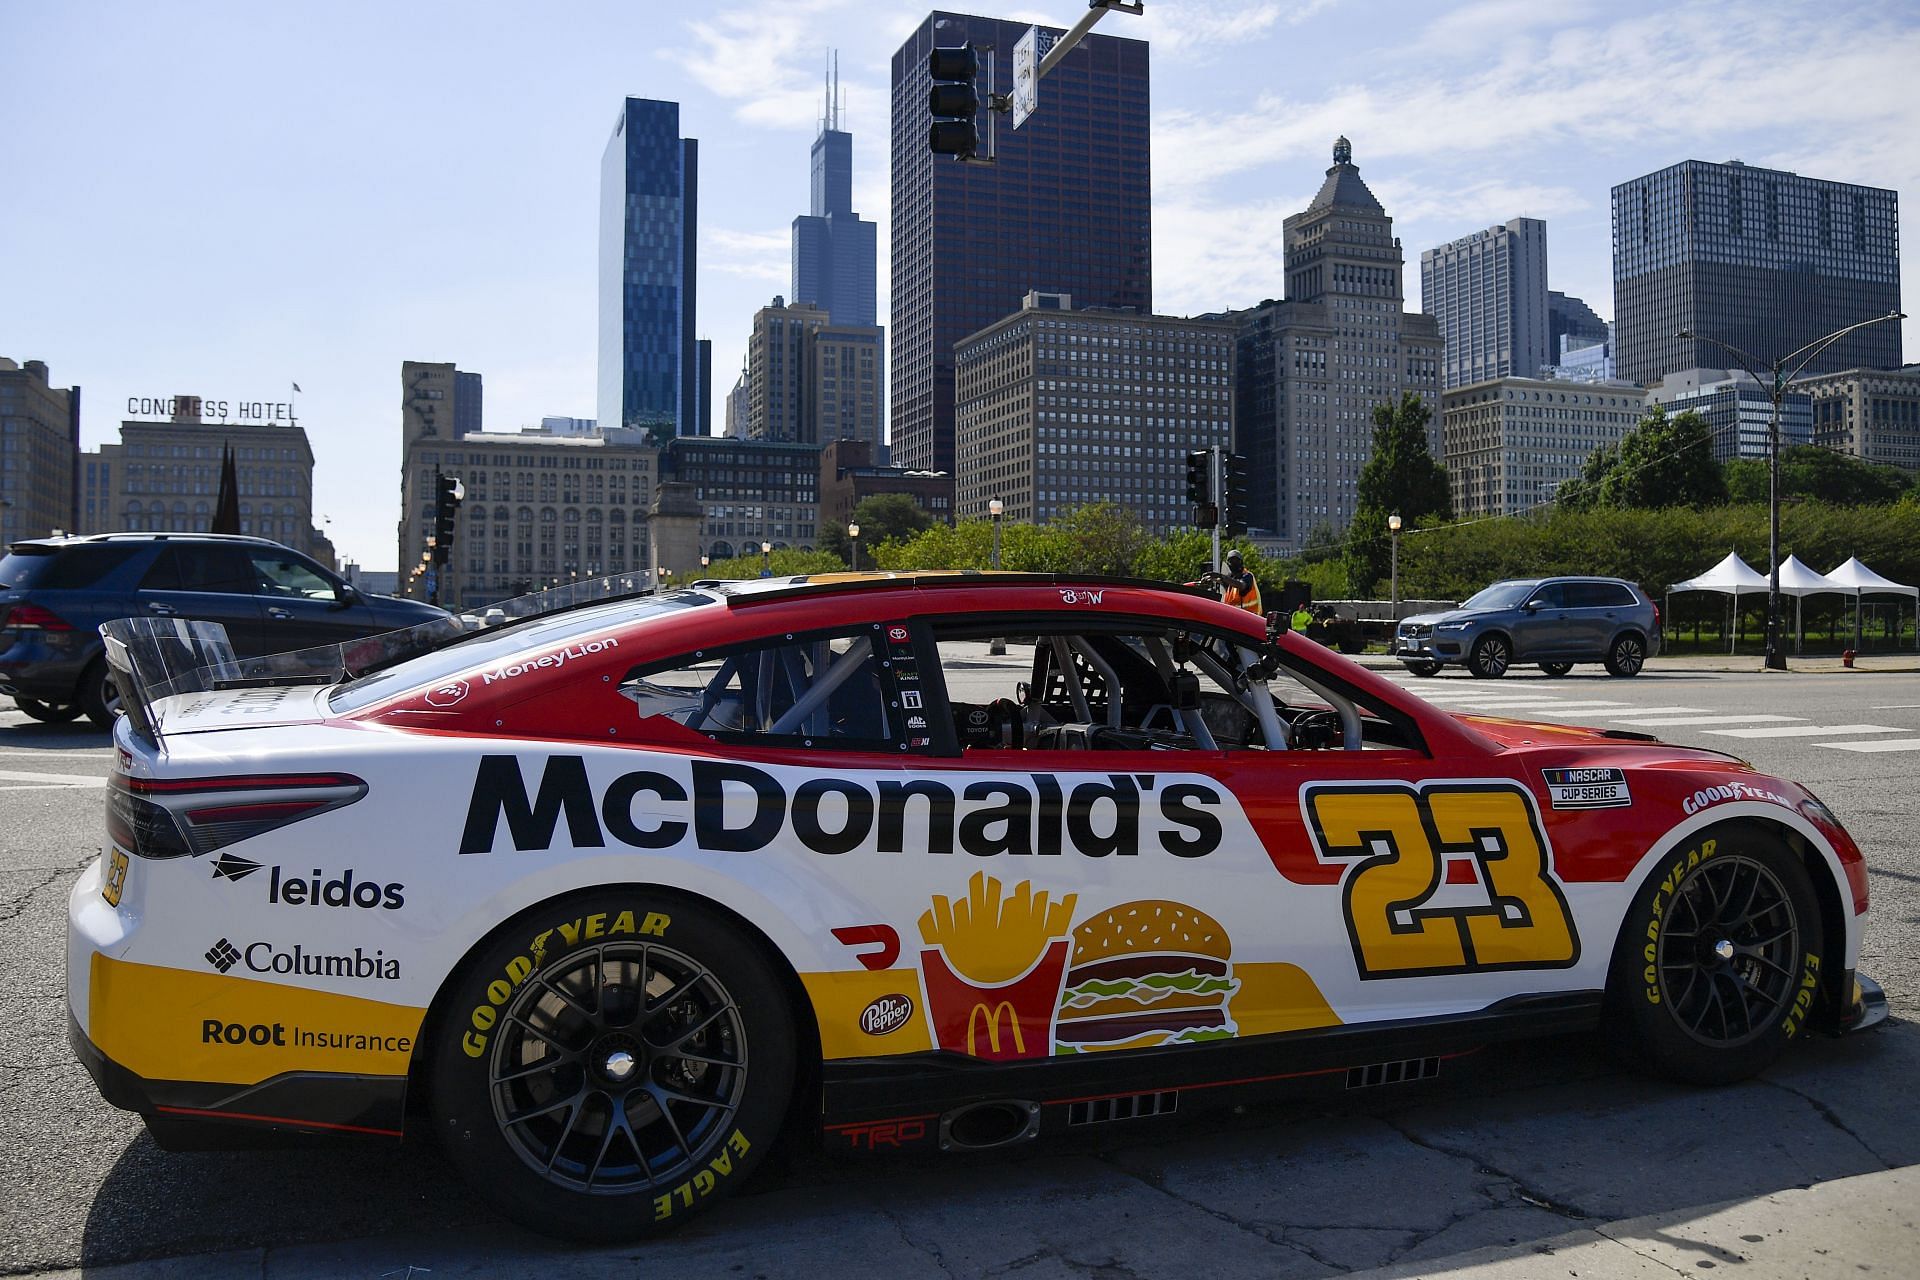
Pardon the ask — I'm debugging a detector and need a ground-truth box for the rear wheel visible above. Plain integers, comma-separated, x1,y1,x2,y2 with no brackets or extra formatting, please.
1604,632,1647,677
1468,634,1510,678
429,890,796,1242
14,697,82,723
1538,662,1574,677
1404,660,1442,678
1606,826,1824,1085
78,659,121,729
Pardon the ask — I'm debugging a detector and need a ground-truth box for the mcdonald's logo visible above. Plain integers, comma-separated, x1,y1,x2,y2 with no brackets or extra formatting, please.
965,1001,1026,1057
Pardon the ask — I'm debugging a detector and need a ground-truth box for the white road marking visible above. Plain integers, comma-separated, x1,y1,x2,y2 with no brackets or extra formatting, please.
1598,706,1715,717
1819,738,1920,753
1870,704,1920,710
1609,714,1802,727
0,751,113,759
1703,724,1905,740
0,769,108,787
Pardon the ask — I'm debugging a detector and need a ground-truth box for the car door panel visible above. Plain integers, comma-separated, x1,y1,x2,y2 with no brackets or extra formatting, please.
247,549,375,652
134,545,268,654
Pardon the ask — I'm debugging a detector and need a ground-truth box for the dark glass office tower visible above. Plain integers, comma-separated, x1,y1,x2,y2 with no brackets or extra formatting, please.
598,98,699,435
453,370,483,437
792,59,878,329
1612,160,1900,387
890,11,1151,475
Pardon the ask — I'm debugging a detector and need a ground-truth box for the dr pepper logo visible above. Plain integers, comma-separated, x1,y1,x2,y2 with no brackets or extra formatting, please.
859,994,914,1036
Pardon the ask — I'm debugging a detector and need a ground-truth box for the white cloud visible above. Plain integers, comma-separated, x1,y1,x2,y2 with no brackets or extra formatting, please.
1154,194,1307,315
707,227,790,286
682,1,882,131
1138,0,1339,60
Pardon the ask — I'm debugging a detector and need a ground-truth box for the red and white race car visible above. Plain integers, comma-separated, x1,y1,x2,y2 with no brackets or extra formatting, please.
69,574,1884,1240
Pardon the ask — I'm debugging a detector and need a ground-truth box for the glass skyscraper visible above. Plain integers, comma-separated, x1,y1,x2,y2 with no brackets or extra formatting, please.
1612,160,1900,387
1420,216,1551,389
598,98,699,436
890,11,1151,475
791,61,878,329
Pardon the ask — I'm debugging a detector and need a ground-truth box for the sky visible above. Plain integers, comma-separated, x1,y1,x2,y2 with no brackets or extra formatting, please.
4,0,1918,570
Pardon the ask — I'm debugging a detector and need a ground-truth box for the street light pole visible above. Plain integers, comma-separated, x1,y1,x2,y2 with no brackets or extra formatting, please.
989,498,1005,656
1677,310,1904,671
848,522,861,572
760,540,772,578
1388,512,1402,620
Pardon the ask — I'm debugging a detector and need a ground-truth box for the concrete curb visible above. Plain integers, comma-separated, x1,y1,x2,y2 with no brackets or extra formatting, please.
1346,653,1920,675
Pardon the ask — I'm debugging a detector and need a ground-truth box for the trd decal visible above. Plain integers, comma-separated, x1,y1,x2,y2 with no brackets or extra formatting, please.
1302,782,1580,979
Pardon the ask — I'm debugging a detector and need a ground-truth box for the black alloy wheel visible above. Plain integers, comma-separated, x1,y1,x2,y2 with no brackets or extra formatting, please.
430,892,794,1242
1607,827,1823,1085
1468,634,1510,679
1605,633,1647,677
78,659,122,729
14,697,82,723
488,940,749,1195
1538,662,1574,677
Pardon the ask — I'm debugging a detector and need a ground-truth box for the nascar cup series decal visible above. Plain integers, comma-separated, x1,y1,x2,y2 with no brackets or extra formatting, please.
1540,766,1632,811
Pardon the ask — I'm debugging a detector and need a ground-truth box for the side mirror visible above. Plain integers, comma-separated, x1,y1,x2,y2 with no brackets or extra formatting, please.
329,583,359,611
1521,600,1539,613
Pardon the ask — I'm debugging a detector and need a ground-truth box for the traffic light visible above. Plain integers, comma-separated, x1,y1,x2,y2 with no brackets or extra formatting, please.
432,472,462,565
1222,452,1250,537
928,44,980,158
1185,449,1216,528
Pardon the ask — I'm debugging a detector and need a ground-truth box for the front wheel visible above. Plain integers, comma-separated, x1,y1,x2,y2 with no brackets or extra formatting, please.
1538,662,1574,677
1605,826,1824,1085
14,697,82,723
1468,634,1510,678
428,890,795,1242
1604,633,1647,677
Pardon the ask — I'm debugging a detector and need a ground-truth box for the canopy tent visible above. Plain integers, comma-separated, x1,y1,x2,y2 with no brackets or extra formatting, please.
1774,556,1846,654
1824,557,1919,651
1667,553,1771,654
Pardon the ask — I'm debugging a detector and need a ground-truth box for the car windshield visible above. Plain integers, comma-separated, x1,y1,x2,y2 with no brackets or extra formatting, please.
1460,581,1539,610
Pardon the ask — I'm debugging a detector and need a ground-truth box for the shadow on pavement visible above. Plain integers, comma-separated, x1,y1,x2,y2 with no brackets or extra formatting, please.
76,1022,1919,1273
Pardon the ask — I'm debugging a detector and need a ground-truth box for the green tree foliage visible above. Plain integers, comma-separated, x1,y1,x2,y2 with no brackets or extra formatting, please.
699,546,845,580
1346,393,1451,594
818,493,936,564
1559,405,1727,510
1724,445,1917,506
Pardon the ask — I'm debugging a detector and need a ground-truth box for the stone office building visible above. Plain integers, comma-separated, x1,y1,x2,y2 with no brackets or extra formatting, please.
1795,366,1920,471
1442,377,1648,517
0,357,80,544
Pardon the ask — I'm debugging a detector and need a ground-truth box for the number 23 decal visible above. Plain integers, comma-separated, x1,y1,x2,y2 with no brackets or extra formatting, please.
1302,781,1580,978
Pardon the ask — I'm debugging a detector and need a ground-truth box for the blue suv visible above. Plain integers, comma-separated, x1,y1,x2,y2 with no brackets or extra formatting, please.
1,533,447,726
1392,576,1661,679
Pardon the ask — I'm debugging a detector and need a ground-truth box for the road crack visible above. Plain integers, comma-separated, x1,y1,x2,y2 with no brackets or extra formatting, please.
1378,1113,1599,1224
1762,1077,1892,1167
1093,1151,1342,1272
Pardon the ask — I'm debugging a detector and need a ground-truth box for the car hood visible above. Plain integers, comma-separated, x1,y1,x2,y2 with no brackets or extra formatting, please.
1452,711,1750,765
1400,608,1492,627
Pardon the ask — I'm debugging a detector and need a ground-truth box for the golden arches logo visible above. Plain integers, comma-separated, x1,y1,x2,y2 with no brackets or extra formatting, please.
965,1001,1026,1057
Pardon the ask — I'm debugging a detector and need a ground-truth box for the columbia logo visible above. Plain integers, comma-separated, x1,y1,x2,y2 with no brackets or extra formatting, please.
205,938,241,973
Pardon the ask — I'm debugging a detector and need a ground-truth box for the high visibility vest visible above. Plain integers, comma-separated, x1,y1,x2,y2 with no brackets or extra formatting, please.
1223,572,1262,614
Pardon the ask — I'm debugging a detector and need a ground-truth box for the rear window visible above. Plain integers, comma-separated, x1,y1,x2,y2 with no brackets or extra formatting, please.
0,545,144,590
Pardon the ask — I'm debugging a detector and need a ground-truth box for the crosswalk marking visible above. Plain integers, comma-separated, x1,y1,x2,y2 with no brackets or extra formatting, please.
1703,724,1904,740
0,769,107,788
1819,738,1920,753
1609,714,1801,727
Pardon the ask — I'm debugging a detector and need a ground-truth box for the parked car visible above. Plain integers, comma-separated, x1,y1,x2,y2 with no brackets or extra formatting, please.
1392,576,1661,678
0,533,448,725
69,573,1878,1242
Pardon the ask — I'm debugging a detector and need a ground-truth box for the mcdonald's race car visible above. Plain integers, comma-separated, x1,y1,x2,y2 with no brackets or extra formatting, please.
69,574,1885,1242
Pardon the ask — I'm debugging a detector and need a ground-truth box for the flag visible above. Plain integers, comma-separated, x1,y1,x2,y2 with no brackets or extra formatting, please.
211,444,242,535
291,381,302,394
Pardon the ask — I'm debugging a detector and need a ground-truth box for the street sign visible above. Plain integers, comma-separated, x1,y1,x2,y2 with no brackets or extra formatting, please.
1012,26,1040,128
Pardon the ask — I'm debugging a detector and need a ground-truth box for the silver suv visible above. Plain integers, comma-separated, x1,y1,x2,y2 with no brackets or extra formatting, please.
1393,576,1661,679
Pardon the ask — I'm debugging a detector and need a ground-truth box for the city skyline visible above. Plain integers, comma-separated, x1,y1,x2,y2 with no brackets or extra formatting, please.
5,1,1919,568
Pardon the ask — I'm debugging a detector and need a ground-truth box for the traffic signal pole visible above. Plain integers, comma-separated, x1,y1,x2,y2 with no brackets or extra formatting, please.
1211,444,1223,575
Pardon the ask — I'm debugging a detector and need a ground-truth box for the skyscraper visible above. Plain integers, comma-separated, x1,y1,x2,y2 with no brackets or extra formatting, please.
1612,159,1901,387
890,12,1151,475
792,56,878,330
1234,138,1443,543
598,98,699,436
1421,217,1550,389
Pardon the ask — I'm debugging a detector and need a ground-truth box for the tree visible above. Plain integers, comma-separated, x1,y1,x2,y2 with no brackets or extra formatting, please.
1725,445,1914,506
1560,405,1726,510
818,493,935,564
1347,393,1451,594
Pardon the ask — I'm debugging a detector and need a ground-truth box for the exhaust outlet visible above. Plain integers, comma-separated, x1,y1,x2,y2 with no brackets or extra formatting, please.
939,1099,1041,1152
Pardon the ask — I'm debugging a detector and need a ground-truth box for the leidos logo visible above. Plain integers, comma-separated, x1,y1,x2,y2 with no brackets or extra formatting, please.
458,756,1225,859
210,858,404,910
203,938,401,980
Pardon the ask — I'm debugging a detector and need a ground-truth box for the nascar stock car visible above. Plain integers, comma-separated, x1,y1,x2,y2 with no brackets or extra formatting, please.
68,572,1885,1240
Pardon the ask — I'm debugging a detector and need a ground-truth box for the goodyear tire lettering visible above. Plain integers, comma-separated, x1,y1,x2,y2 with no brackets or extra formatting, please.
1638,839,1716,1006
652,1129,752,1222
462,907,671,1057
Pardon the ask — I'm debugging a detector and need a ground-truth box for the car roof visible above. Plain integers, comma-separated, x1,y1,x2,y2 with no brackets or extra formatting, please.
694,570,1220,608
6,532,298,553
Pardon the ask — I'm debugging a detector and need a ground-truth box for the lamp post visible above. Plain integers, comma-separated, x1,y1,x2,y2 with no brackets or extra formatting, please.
848,522,861,572
760,541,772,578
700,554,710,577
1388,512,1402,620
1676,310,1904,671
988,499,1006,656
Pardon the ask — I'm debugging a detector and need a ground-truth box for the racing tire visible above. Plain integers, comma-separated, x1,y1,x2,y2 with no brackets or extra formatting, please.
14,697,82,723
1403,660,1442,678
1604,633,1647,677
1605,826,1825,1086
1467,634,1511,679
78,659,122,729
1538,662,1574,677
428,889,796,1243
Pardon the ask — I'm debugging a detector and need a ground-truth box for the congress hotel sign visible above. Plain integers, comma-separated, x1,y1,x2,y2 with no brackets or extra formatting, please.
126,395,298,424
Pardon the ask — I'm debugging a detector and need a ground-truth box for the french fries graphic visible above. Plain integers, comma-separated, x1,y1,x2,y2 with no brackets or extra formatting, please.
918,872,1077,985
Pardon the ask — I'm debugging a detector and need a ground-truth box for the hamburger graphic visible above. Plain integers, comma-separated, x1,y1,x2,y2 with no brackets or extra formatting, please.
1054,900,1240,1054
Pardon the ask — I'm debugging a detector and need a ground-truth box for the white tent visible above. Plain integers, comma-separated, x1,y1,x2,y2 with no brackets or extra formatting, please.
1669,552,1771,653
1825,557,1920,651
1774,556,1846,654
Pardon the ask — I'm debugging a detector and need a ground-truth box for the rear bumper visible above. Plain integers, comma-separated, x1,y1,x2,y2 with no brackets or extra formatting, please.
0,632,95,702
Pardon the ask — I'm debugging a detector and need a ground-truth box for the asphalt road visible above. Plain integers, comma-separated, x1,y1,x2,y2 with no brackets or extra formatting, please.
2,662,1917,1277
